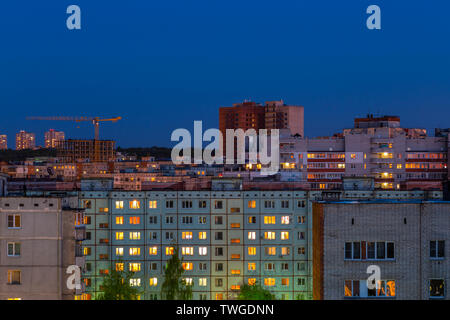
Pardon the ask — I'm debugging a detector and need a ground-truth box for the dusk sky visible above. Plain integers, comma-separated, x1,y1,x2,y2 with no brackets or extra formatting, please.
1,0,449,147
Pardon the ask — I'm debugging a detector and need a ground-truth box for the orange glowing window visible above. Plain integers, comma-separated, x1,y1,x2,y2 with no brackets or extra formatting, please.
231,285,240,291
231,269,241,275
230,223,240,228
231,238,240,244
248,278,256,285
231,254,240,259
129,216,140,224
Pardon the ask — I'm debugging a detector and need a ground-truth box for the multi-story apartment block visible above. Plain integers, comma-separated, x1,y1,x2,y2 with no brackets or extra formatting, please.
0,135,7,150
0,196,86,300
15,130,35,150
312,200,449,300
77,177,443,300
44,129,65,149
56,139,115,163
280,115,449,190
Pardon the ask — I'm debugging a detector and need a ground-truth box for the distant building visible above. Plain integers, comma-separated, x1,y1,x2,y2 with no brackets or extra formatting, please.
45,129,65,148
312,200,449,300
0,196,86,300
56,139,115,163
0,135,7,150
15,131,35,150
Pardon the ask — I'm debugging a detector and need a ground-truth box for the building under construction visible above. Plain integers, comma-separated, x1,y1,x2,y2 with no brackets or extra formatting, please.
56,139,115,163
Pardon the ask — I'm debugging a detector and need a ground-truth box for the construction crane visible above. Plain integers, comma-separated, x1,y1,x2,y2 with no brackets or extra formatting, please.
26,116,122,140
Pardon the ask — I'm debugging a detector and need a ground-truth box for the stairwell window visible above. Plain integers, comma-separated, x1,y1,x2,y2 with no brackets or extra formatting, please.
430,241,445,259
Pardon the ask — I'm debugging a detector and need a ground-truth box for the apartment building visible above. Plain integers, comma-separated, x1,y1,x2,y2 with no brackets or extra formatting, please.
44,129,65,149
280,115,449,190
312,200,449,300
56,139,115,163
0,196,86,300
15,130,35,150
0,135,7,150
77,177,442,300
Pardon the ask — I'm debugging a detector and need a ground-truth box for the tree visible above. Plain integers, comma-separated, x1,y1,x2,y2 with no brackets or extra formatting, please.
237,282,276,300
160,246,193,300
96,264,141,300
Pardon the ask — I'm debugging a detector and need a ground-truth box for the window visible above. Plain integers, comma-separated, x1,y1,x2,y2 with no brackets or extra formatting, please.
264,232,276,240
130,279,141,287
182,216,193,224
199,200,207,208
281,263,289,271
182,232,193,240
264,263,275,271
129,263,141,272
265,247,276,255
281,278,289,286
182,201,192,208
298,278,306,286
230,223,240,228
166,200,174,208
215,278,223,286
199,278,207,286
248,247,256,255
281,231,289,240
281,216,290,224
264,216,275,224
298,247,305,255
215,264,223,272
129,216,140,224
214,200,223,209
129,200,140,209
199,231,207,240
129,232,141,240
115,232,124,240
7,214,21,228
115,216,124,225
248,232,256,240
149,247,158,255
115,263,124,271
248,263,256,271
199,263,207,271
430,279,445,298
345,241,394,260
281,247,290,256
83,247,91,256
215,232,223,240
231,269,240,275
116,248,123,256
129,248,141,256
248,216,256,224
115,201,124,209
281,200,289,208
198,216,207,224
264,278,275,286
214,216,223,225
7,243,21,257
149,278,158,286
149,200,157,208
7,270,21,285
199,247,207,255
150,263,158,270
182,247,194,255
182,263,193,271
248,200,256,208
264,200,275,208
149,232,157,240
215,247,223,256
298,232,305,240
297,200,306,208
430,241,445,259
298,216,306,224
165,232,174,240
345,280,396,298
165,247,174,255
165,216,174,224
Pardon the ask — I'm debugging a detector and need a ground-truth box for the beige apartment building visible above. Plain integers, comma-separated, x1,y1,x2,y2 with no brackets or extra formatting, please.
0,197,85,300
313,201,449,300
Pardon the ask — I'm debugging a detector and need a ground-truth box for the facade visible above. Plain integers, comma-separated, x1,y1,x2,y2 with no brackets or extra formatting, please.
0,135,7,150
44,129,65,149
15,130,35,150
0,196,86,300
56,139,115,163
77,178,442,300
280,115,449,190
312,200,449,300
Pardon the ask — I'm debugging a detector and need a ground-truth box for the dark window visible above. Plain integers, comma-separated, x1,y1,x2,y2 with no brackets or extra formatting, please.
376,242,385,259
344,242,352,259
386,242,395,259
430,279,445,298
367,242,375,259
353,242,361,259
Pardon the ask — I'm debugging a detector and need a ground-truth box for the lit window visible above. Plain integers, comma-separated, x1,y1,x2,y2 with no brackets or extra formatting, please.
248,278,256,285
149,278,158,286
281,216,290,224
149,200,157,208
129,248,141,256
166,247,174,255
130,279,141,287
281,247,290,255
248,247,256,255
281,278,289,286
182,262,193,271
248,232,256,240
115,263,124,271
7,270,21,285
199,278,207,286
183,278,193,286
199,247,207,256
129,263,141,272
264,216,276,224
264,232,276,240
182,232,193,240
281,231,289,240
115,216,124,225
115,201,124,209
182,247,194,255
129,232,141,240
248,263,256,271
231,285,241,291
129,216,141,224
149,247,158,255
7,214,21,229
231,269,240,275
115,232,124,240
265,247,276,255
264,278,275,286
115,248,123,256
199,232,207,240
129,200,140,209
247,200,256,208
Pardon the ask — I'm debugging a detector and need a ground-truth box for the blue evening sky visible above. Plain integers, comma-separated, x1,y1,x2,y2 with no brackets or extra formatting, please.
0,1,449,147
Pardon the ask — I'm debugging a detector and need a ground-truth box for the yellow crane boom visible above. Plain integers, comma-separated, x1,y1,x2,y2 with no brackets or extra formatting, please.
26,116,122,140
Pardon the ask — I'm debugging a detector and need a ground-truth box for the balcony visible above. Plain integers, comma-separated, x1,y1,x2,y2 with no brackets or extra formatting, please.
75,226,86,241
